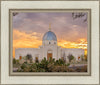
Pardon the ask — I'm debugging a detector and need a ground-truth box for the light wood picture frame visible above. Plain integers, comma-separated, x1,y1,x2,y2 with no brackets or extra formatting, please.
0,0,100,85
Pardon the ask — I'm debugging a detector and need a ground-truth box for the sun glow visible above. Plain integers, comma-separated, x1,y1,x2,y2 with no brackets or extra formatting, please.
58,39,87,49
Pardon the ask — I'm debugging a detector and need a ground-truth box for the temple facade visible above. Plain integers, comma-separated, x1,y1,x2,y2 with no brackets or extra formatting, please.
15,25,84,63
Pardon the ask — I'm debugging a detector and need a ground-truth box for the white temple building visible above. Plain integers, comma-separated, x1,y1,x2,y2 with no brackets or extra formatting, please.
15,25,84,63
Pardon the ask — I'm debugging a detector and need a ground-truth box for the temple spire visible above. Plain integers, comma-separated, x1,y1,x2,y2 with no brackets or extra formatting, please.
49,23,51,31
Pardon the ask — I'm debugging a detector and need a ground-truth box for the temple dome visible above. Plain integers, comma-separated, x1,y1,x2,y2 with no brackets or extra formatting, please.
43,31,57,41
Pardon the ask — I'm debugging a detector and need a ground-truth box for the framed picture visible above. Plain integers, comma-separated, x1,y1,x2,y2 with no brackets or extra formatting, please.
0,0,100,85
9,9,91,76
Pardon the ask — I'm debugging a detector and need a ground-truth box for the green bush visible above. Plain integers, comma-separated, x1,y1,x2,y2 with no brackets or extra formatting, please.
54,59,65,66
66,63,70,66
18,57,67,72
21,63,27,69
16,57,87,72
16,60,19,64
47,63,55,72
13,58,16,64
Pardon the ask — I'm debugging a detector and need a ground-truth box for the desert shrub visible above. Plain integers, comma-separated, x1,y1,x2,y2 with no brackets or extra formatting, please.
66,63,70,66
47,63,55,72
52,66,60,72
21,63,27,69
23,68,30,72
24,61,27,64
38,68,46,72
54,59,65,66
16,56,87,72
17,67,23,72
17,69,22,72
40,57,49,71
31,68,36,72
13,63,21,68
60,66,68,72
31,63,37,69
48,58,55,63
52,66,68,72
15,59,19,64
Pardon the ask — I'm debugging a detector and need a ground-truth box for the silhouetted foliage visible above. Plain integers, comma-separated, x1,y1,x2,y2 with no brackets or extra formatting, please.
13,13,18,16
72,12,87,22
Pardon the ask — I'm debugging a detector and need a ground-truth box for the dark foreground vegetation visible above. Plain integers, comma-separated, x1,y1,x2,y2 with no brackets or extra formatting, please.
13,58,87,72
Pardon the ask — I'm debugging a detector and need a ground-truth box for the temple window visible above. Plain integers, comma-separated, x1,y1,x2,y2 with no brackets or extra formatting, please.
78,56,80,60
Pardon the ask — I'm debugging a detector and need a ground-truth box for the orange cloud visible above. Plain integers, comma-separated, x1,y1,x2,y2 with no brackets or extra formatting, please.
57,39,87,55
58,39,87,49
13,29,42,57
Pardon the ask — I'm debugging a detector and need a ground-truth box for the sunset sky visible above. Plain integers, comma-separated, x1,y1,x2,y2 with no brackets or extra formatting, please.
13,12,88,57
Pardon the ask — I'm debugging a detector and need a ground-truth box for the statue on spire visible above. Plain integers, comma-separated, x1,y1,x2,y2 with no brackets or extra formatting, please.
49,23,51,31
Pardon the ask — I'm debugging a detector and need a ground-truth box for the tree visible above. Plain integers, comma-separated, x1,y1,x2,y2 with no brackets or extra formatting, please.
67,54,74,62
26,54,33,63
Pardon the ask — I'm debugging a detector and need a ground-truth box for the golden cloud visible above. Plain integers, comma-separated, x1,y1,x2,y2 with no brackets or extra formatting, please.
13,29,42,57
